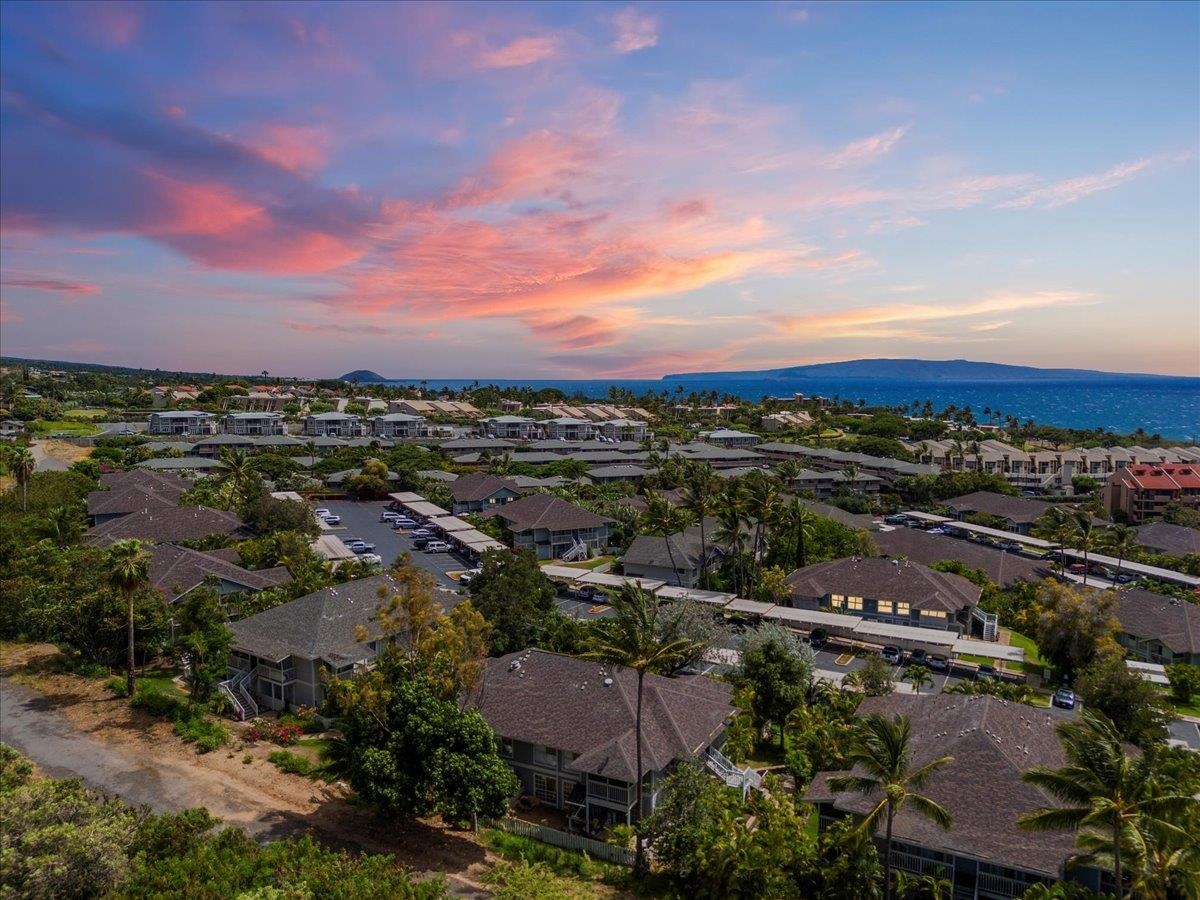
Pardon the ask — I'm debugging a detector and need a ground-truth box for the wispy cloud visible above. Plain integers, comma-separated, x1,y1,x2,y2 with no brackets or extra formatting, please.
477,34,562,69
828,125,910,168
612,8,658,53
999,158,1153,209
1,276,101,295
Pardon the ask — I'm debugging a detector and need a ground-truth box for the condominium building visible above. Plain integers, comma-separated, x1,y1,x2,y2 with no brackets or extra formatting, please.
147,410,217,435
1105,463,1200,524
222,412,287,436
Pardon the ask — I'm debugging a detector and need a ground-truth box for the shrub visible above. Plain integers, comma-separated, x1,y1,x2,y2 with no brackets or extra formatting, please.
268,750,315,777
278,711,322,735
132,688,185,719
242,754,253,765
172,707,229,753
271,723,304,746
105,676,130,697
1166,662,1200,704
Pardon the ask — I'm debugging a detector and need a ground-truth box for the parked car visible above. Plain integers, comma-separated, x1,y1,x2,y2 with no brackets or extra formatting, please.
321,514,341,525
314,508,331,517
928,654,950,673
808,628,828,649
411,537,432,549
880,645,903,665
884,514,909,525
1052,688,1077,710
424,540,452,553
573,585,603,602
380,511,402,523
908,648,928,666
342,539,367,552
410,528,434,539
1000,541,1023,552
1114,573,1135,584
354,542,377,554
392,517,418,529
458,568,483,585
975,664,998,682
1068,563,1088,574
359,553,383,566
926,526,948,535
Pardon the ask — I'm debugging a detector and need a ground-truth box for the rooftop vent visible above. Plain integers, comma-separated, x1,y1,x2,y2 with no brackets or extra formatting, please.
603,677,614,687
508,660,521,672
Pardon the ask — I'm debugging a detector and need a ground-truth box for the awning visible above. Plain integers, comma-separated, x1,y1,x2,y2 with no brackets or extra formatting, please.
1126,660,1170,685
724,598,776,616
766,606,862,630
853,621,957,648
429,516,473,532
541,565,586,581
402,501,450,518
388,491,425,504
952,639,1026,662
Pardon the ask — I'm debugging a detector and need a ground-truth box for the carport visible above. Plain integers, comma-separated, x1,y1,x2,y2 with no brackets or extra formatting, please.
576,571,666,592
853,620,958,653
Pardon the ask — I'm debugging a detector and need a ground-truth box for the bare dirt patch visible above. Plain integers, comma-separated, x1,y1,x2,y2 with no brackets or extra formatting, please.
35,438,93,468
1,645,493,890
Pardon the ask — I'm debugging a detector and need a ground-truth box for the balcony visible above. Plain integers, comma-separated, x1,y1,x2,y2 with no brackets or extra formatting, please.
586,780,631,806
256,664,297,685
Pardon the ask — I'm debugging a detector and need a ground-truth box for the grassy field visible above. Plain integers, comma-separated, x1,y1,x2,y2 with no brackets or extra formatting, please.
62,408,108,420
28,419,102,436
1168,697,1200,718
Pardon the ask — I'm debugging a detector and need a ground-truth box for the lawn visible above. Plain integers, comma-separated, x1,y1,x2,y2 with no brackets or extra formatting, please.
28,419,102,436
1167,696,1200,718
556,555,616,571
61,408,108,420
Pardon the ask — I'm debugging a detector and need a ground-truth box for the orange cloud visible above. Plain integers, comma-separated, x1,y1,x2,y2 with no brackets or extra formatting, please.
477,35,562,69
249,124,331,174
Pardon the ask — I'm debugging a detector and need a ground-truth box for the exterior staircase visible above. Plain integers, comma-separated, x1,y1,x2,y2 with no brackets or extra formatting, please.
704,747,762,798
219,668,259,721
560,539,589,563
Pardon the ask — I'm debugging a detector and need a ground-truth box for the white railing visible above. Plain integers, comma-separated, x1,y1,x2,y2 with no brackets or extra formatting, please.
219,680,246,720
235,669,259,718
219,668,258,720
561,539,589,563
491,817,635,867
704,747,762,796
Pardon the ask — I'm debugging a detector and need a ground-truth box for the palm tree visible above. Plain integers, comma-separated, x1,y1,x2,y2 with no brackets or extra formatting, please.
742,469,782,560
43,504,84,548
217,447,256,505
904,664,933,695
108,539,151,696
1035,507,1075,574
4,445,35,512
640,490,691,586
1071,511,1101,587
829,714,954,900
1103,525,1139,583
785,498,817,570
680,463,719,588
585,585,705,876
774,457,805,485
1019,709,1198,898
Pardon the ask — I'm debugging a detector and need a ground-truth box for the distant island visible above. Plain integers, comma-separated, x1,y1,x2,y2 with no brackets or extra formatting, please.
663,358,1184,383
338,369,388,383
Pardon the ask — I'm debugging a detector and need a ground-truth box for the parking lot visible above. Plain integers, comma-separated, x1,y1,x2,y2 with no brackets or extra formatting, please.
315,499,471,590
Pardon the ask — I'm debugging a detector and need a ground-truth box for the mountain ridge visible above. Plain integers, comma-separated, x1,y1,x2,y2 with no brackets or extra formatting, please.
662,358,1185,382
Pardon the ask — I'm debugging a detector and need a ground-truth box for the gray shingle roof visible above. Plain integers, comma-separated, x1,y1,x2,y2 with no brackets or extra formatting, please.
484,494,612,533
786,556,981,614
1135,522,1200,557
470,649,733,781
452,472,520,503
85,506,248,548
89,470,187,518
149,544,290,601
806,693,1076,879
873,528,1052,588
943,491,1053,526
1113,587,1200,655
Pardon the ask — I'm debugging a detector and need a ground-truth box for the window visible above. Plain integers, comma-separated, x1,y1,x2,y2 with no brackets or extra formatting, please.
896,602,910,616
846,596,863,611
876,600,893,614
829,594,844,608
533,745,559,767
534,773,558,806
922,609,946,619
500,739,513,758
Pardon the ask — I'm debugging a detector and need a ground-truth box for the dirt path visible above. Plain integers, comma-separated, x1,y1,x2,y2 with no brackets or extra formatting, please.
30,438,92,471
0,646,493,895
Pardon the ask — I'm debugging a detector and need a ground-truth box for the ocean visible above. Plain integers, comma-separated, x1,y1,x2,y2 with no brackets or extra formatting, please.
377,376,1200,441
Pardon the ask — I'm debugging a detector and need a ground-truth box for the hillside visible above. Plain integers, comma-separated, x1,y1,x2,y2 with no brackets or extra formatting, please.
663,358,1175,383
338,370,388,383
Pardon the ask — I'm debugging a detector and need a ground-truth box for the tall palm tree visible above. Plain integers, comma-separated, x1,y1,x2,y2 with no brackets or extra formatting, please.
1071,511,1101,587
108,539,151,696
742,469,782,561
585,585,705,876
217,447,256,505
680,463,719,588
5,445,35,512
829,714,954,900
43,504,84,548
1103,524,1139,583
785,498,817,570
774,457,805,485
640,490,692,586
1019,709,1198,899
1035,507,1075,574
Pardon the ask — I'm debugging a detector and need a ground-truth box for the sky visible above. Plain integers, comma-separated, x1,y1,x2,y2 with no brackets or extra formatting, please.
1,1,1197,380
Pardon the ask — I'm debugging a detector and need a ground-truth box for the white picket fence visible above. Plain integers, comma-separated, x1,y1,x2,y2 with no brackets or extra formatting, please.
491,817,636,867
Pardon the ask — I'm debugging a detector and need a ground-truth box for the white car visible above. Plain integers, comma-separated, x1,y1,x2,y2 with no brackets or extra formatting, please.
458,567,483,585
380,511,402,523
321,514,341,525
315,508,331,517
424,540,452,553
359,553,383,566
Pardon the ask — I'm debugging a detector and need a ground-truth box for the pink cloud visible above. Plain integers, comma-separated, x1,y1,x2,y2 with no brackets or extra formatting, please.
448,130,599,208
85,3,141,47
1,276,101,296
612,8,658,53
827,125,910,168
998,158,1153,209
248,123,331,174
282,320,391,337
477,34,562,69
163,105,185,120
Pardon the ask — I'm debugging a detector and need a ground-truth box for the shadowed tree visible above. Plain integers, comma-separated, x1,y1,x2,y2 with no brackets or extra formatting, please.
1019,709,1198,899
680,462,720,588
829,714,954,900
4,445,36,513
640,490,693,587
1102,524,1139,583
585,584,705,877
108,539,151,696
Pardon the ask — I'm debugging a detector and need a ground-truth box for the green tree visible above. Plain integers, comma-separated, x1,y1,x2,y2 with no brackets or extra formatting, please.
855,655,897,697
42,504,85,548
324,648,517,826
217,447,259,507
1034,580,1122,680
829,714,954,900
1070,512,1102,587
1019,710,1198,899
1102,524,1139,583
3,445,35,513
680,463,720,587
904,664,933,695
738,630,812,751
467,549,556,655
174,586,233,703
585,584,705,876
240,496,318,537
1165,662,1200,705
108,538,151,696
640,491,692,586
1075,655,1170,747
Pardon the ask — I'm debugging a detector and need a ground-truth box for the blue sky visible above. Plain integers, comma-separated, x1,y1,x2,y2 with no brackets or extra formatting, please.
1,1,1196,378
